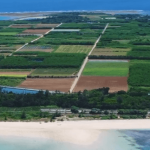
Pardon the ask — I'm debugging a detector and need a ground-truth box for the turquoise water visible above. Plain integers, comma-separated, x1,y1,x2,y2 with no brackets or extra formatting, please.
0,130,149,150
0,16,17,20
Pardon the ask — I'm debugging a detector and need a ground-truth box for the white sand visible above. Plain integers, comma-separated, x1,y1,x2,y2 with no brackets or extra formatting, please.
0,120,150,145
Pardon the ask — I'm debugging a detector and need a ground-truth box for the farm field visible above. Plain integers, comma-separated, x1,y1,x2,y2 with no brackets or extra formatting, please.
11,24,33,28
22,29,50,34
0,32,19,35
52,29,80,32
0,76,26,86
57,23,106,29
19,45,53,52
19,78,75,92
35,24,59,28
0,69,31,72
74,76,128,93
91,48,131,56
82,60,129,76
0,71,31,76
55,45,92,54
31,68,78,76
0,35,38,46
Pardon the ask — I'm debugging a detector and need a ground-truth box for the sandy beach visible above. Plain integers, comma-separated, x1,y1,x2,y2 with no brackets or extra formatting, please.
0,120,150,145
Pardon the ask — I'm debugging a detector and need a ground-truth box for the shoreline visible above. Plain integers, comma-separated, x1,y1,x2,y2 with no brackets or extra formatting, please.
0,10,143,16
0,120,150,145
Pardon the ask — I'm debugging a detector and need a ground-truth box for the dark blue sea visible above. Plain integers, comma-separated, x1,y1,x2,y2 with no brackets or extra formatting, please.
0,0,149,12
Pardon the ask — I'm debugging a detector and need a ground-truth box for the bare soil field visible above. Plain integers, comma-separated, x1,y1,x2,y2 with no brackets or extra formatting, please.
23,29,50,34
19,78,75,92
74,76,128,93
36,24,59,28
11,25,33,28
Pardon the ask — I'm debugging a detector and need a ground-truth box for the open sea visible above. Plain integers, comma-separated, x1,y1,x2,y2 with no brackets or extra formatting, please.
0,130,150,150
0,0,150,13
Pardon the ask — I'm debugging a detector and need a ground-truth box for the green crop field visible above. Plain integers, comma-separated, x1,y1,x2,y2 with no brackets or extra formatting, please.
0,32,19,35
82,61,129,76
55,45,92,54
0,76,26,86
31,68,78,76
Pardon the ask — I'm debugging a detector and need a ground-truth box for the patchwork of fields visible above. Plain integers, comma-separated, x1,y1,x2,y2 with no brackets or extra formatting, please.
0,13,150,93
74,60,129,92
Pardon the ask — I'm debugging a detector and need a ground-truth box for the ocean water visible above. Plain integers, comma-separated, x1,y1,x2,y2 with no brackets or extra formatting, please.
0,130,149,150
0,0,149,12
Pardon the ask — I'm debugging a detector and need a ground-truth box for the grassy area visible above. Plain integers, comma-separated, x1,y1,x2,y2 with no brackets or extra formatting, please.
82,61,129,76
55,45,92,54
0,32,19,35
0,106,58,121
0,75,27,77
0,76,26,86
31,68,78,76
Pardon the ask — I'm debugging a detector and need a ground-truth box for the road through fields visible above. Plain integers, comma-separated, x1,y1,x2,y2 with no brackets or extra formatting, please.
70,23,109,93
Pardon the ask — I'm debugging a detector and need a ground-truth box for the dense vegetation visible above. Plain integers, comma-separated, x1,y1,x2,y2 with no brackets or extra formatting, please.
0,76,25,86
128,61,150,86
0,53,86,69
0,87,150,110
35,30,100,45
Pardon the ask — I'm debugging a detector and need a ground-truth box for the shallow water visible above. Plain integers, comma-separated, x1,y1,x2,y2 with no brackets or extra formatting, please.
0,130,149,150
0,16,17,20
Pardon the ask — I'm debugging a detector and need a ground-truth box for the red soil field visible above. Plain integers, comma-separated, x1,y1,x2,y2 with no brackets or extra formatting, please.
23,29,50,34
11,25,32,28
36,24,59,28
19,78,75,92
0,72,31,75
74,76,128,93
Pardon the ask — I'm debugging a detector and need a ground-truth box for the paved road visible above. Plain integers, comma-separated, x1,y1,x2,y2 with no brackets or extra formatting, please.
70,23,109,93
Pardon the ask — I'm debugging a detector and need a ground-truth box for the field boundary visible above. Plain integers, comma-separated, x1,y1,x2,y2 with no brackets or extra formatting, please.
27,75,78,78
